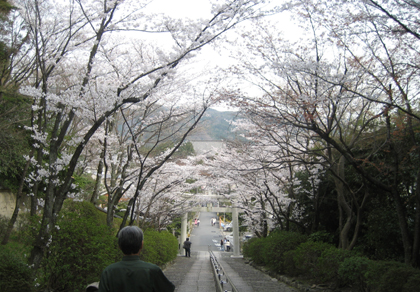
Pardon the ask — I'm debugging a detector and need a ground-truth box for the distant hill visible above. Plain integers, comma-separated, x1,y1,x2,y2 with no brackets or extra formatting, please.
116,107,244,145
189,108,244,141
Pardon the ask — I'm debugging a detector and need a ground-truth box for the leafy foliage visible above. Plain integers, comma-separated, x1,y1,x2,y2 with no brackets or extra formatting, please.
243,231,307,273
0,243,33,292
244,230,420,291
0,79,31,191
308,231,334,244
243,237,266,265
38,201,120,292
0,0,31,190
316,247,355,284
139,229,178,267
286,241,334,278
72,174,97,201
359,196,405,262
2,201,180,291
262,231,308,273
338,256,370,291
172,141,196,159
365,260,420,292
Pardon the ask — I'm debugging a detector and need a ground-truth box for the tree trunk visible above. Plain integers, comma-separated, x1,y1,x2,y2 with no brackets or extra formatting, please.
348,188,369,250
1,158,31,245
333,156,353,250
311,188,321,233
106,194,115,227
391,187,413,265
119,198,135,232
90,148,105,204
413,191,420,267
30,146,44,216
29,193,54,270
1,198,20,245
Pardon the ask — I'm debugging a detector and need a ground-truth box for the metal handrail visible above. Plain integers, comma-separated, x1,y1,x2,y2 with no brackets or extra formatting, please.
208,247,239,292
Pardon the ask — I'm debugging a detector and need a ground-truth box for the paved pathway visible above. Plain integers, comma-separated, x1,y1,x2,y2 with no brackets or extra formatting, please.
217,252,296,292
164,211,298,292
164,251,216,292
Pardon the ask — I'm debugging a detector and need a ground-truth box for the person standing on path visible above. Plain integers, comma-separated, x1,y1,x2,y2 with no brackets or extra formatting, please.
225,240,231,252
220,239,224,251
98,226,175,292
183,238,192,257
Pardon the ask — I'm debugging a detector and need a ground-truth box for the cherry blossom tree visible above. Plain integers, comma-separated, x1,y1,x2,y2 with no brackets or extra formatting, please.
125,153,212,230
220,0,420,265
6,0,268,271
83,88,210,227
219,4,383,250
287,0,420,265
206,116,325,237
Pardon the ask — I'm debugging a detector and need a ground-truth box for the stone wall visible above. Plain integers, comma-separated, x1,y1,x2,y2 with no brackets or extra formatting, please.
0,190,30,219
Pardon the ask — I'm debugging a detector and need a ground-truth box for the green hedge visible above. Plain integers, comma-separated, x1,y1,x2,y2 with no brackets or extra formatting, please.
365,260,420,292
243,231,307,273
285,241,335,279
243,237,266,265
2,201,179,292
39,202,178,291
263,231,308,273
337,255,370,291
243,230,420,291
39,200,120,292
140,229,178,267
0,243,33,292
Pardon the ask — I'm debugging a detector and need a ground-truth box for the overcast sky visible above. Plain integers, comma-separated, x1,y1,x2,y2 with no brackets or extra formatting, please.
145,0,211,18
142,0,302,111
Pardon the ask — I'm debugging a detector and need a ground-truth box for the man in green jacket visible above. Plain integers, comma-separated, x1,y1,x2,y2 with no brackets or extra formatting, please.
98,226,175,292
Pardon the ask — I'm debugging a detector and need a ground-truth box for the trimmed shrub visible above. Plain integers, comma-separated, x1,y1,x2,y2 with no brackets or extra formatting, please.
316,247,354,284
403,272,420,292
308,231,334,244
242,230,420,292
243,237,266,265
338,256,370,291
262,231,308,273
39,200,120,292
283,249,300,276
286,241,334,278
0,244,33,292
140,229,178,267
365,260,420,292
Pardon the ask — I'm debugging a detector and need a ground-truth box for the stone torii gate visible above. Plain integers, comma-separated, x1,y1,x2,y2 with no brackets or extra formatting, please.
180,204,242,257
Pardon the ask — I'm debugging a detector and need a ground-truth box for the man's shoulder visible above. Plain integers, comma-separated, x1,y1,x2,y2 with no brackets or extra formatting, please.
139,260,160,270
103,259,160,273
101,261,123,274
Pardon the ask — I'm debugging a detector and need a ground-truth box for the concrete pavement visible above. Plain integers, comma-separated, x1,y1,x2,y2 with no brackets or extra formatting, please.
216,252,298,292
164,250,216,292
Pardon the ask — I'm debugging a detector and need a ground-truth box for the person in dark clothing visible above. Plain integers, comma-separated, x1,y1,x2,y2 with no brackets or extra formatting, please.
98,226,175,292
183,238,192,257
